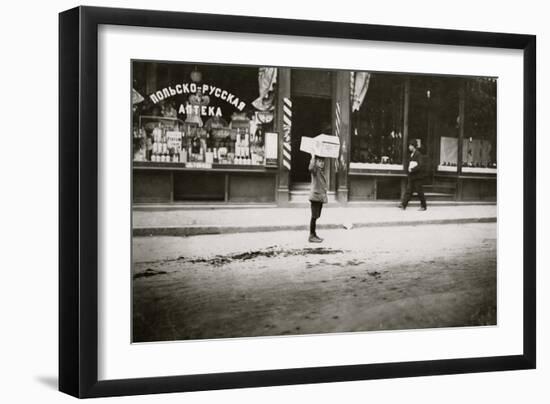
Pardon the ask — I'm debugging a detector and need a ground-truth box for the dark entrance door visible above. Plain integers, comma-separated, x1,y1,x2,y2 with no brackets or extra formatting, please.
290,96,332,183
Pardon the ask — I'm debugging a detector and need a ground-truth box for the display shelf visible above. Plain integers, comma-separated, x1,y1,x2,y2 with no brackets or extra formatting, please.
437,165,458,172
349,162,406,177
350,162,404,171
133,161,277,174
461,167,497,175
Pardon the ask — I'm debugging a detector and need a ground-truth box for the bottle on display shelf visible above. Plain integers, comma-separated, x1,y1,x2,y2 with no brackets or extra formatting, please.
191,135,200,154
180,148,187,163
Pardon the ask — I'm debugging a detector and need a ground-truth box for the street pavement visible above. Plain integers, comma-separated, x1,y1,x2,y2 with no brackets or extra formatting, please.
132,222,497,342
133,204,497,236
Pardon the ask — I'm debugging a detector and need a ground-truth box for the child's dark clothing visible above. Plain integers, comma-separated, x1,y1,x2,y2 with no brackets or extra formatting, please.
309,158,328,238
310,201,323,236
309,163,328,204
310,201,323,219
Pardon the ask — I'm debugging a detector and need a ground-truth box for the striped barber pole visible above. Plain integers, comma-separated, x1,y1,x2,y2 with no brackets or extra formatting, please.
334,101,342,171
350,72,355,101
335,101,341,139
282,97,292,170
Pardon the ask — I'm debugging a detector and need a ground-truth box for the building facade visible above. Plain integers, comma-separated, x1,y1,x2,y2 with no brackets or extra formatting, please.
132,62,497,205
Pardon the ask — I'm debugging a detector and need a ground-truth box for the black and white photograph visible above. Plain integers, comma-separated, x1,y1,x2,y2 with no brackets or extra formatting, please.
2,0,544,401
131,60,497,343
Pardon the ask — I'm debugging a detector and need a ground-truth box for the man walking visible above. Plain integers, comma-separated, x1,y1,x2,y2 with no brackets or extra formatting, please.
400,142,428,211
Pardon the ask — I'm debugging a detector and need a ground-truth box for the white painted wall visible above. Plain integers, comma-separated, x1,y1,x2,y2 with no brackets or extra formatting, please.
0,1,546,402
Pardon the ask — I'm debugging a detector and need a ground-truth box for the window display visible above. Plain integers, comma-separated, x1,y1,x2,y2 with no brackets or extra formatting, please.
463,78,497,173
438,77,497,173
350,73,404,171
438,136,458,172
133,115,267,167
132,62,275,168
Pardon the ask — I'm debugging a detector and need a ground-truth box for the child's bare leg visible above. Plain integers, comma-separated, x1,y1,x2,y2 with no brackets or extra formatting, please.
309,202,323,242
310,217,317,237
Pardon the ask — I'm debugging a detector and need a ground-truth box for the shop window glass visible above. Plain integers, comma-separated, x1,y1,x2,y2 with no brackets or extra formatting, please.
431,78,460,172
350,73,404,170
463,78,497,173
132,62,276,168
435,77,496,173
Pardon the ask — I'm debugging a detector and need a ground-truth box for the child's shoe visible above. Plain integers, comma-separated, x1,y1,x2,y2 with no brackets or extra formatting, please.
308,235,323,243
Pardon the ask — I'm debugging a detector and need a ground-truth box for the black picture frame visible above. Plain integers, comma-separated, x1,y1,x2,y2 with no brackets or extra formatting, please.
59,5,536,398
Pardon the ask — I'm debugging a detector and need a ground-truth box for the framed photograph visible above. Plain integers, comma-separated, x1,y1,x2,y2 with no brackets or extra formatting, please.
59,6,536,398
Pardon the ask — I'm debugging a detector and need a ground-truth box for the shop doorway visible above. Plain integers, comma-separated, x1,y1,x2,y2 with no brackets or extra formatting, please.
290,96,332,183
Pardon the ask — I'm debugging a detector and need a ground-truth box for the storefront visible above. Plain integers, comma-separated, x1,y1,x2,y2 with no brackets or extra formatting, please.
132,62,496,205
132,62,280,204
348,73,497,202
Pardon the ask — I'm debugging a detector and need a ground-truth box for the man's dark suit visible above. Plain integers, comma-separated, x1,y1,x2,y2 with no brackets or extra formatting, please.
401,150,428,209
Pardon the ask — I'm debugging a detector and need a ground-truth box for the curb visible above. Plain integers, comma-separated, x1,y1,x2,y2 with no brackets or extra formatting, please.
133,217,496,237
133,201,496,212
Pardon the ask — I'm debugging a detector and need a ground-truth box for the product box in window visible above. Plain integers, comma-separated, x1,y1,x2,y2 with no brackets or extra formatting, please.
300,134,340,158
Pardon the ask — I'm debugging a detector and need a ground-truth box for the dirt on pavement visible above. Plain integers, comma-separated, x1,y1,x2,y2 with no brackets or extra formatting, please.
132,223,496,342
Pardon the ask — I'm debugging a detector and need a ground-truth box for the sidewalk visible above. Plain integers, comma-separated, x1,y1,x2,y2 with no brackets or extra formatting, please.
133,204,497,237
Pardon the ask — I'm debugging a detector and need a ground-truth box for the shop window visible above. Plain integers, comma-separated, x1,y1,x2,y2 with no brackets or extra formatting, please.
350,73,404,171
132,62,277,169
431,78,460,173
436,77,496,174
462,78,497,173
